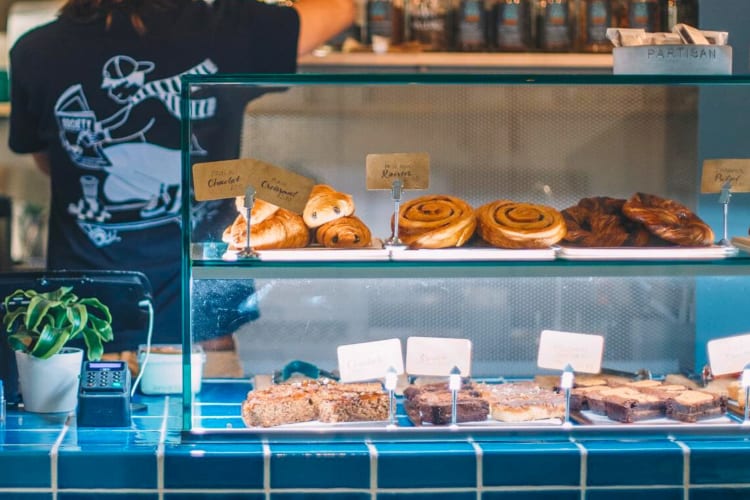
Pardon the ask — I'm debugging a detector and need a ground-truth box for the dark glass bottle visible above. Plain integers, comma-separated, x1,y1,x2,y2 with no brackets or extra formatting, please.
493,0,533,51
455,0,489,51
538,0,573,52
408,0,453,50
367,0,405,44
577,0,612,52
675,0,698,27
628,0,661,32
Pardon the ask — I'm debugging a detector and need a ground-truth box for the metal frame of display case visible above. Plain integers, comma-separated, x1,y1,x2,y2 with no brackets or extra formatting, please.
179,73,750,440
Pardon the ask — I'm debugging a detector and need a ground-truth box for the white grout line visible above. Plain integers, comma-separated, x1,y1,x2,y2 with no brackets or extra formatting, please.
365,439,378,500
672,439,691,500
468,438,482,499
570,437,587,500
49,412,74,500
262,438,271,500
156,395,169,500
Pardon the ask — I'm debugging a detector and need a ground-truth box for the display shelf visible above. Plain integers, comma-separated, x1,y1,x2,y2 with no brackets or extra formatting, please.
297,51,614,74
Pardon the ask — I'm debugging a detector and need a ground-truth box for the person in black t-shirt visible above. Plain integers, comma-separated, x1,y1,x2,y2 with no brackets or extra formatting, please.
8,0,355,370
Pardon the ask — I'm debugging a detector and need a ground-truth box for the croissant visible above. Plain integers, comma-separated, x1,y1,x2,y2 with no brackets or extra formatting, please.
622,192,714,247
475,200,566,249
394,194,476,249
233,196,279,224
315,216,372,248
223,207,309,250
303,184,355,228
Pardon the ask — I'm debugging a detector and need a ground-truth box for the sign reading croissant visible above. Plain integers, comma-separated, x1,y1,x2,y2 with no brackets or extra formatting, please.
192,158,315,214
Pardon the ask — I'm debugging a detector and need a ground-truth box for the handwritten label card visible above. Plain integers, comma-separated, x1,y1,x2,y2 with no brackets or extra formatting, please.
192,158,315,213
537,330,604,374
337,339,404,383
405,336,472,377
707,332,750,376
701,159,750,193
365,153,430,190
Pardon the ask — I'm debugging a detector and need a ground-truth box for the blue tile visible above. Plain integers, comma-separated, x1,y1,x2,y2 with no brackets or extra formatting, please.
583,440,683,486
685,440,750,485
377,493,475,500
271,494,370,500
270,442,370,489
482,491,579,500
165,495,264,500
0,492,51,499
479,441,580,487
58,494,157,500
1,430,65,445
58,448,157,489
374,441,476,489
688,487,750,499
585,488,683,500
0,448,51,487
164,442,264,489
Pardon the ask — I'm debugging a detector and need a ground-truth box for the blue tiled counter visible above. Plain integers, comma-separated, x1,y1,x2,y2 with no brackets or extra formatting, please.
3,382,750,499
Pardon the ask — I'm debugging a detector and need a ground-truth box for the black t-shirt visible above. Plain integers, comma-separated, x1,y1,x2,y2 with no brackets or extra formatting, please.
8,0,299,350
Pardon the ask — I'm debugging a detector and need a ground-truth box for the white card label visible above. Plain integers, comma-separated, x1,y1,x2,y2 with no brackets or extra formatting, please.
405,336,472,377
707,332,750,376
537,330,604,374
337,338,404,383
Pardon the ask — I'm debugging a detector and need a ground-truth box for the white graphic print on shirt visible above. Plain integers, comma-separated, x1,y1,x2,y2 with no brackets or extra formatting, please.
54,56,218,247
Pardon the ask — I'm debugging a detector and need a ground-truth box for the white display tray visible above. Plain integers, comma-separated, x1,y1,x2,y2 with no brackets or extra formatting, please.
557,245,738,261
223,240,390,262
389,247,557,261
577,410,735,426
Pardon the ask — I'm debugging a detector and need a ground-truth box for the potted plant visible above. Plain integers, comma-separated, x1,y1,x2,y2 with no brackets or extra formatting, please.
3,286,113,413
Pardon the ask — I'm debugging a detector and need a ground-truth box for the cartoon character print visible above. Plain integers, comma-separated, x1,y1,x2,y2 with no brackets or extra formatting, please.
55,55,218,247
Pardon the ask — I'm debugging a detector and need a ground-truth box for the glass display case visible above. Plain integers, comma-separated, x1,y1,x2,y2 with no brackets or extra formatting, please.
180,73,750,438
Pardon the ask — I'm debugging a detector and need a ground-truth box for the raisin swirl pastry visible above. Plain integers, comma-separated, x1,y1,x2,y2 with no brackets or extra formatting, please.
315,216,372,248
475,200,566,249
303,184,355,228
562,196,651,247
394,194,477,249
622,192,714,247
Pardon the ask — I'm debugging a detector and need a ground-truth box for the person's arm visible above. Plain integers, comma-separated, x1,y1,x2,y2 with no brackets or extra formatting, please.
32,152,51,177
293,0,355,55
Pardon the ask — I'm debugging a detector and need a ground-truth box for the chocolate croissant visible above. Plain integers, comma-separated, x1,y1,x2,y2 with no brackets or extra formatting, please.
315,216,372,248
303,184,355,228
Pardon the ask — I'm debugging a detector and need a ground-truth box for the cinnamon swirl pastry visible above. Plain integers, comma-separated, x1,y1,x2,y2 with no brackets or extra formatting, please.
315,216,372,248
562,197,651,247
622,192,714,247
223,207,309,250
475,200,566,249
394,194,476,249
303,184,355,228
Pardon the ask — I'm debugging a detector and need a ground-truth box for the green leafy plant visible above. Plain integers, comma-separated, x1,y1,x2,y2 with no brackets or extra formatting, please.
3,286,113,360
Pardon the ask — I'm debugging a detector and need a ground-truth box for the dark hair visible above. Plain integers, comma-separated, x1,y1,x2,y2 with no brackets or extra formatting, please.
60,0,185,35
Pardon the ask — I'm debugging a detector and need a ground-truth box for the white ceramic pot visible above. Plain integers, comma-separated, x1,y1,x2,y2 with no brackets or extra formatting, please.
15,347,83,413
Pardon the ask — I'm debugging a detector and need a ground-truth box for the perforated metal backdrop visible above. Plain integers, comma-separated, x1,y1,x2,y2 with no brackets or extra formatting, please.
193,84,701,378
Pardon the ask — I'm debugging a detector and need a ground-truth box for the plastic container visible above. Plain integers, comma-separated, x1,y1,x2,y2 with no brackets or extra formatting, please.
137,345,205,395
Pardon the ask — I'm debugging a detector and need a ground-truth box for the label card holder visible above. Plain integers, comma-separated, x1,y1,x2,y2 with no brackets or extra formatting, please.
405,336,472,377
365,153,430,190
707,332,750,376
701,159,750,193
337,339,405,383
537,330,604,374
192,158,315,214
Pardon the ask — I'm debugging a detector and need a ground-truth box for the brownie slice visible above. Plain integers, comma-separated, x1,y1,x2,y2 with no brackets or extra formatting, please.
603,390,666,423
403,384,489,426
666,390,728,423
586,387,644,416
